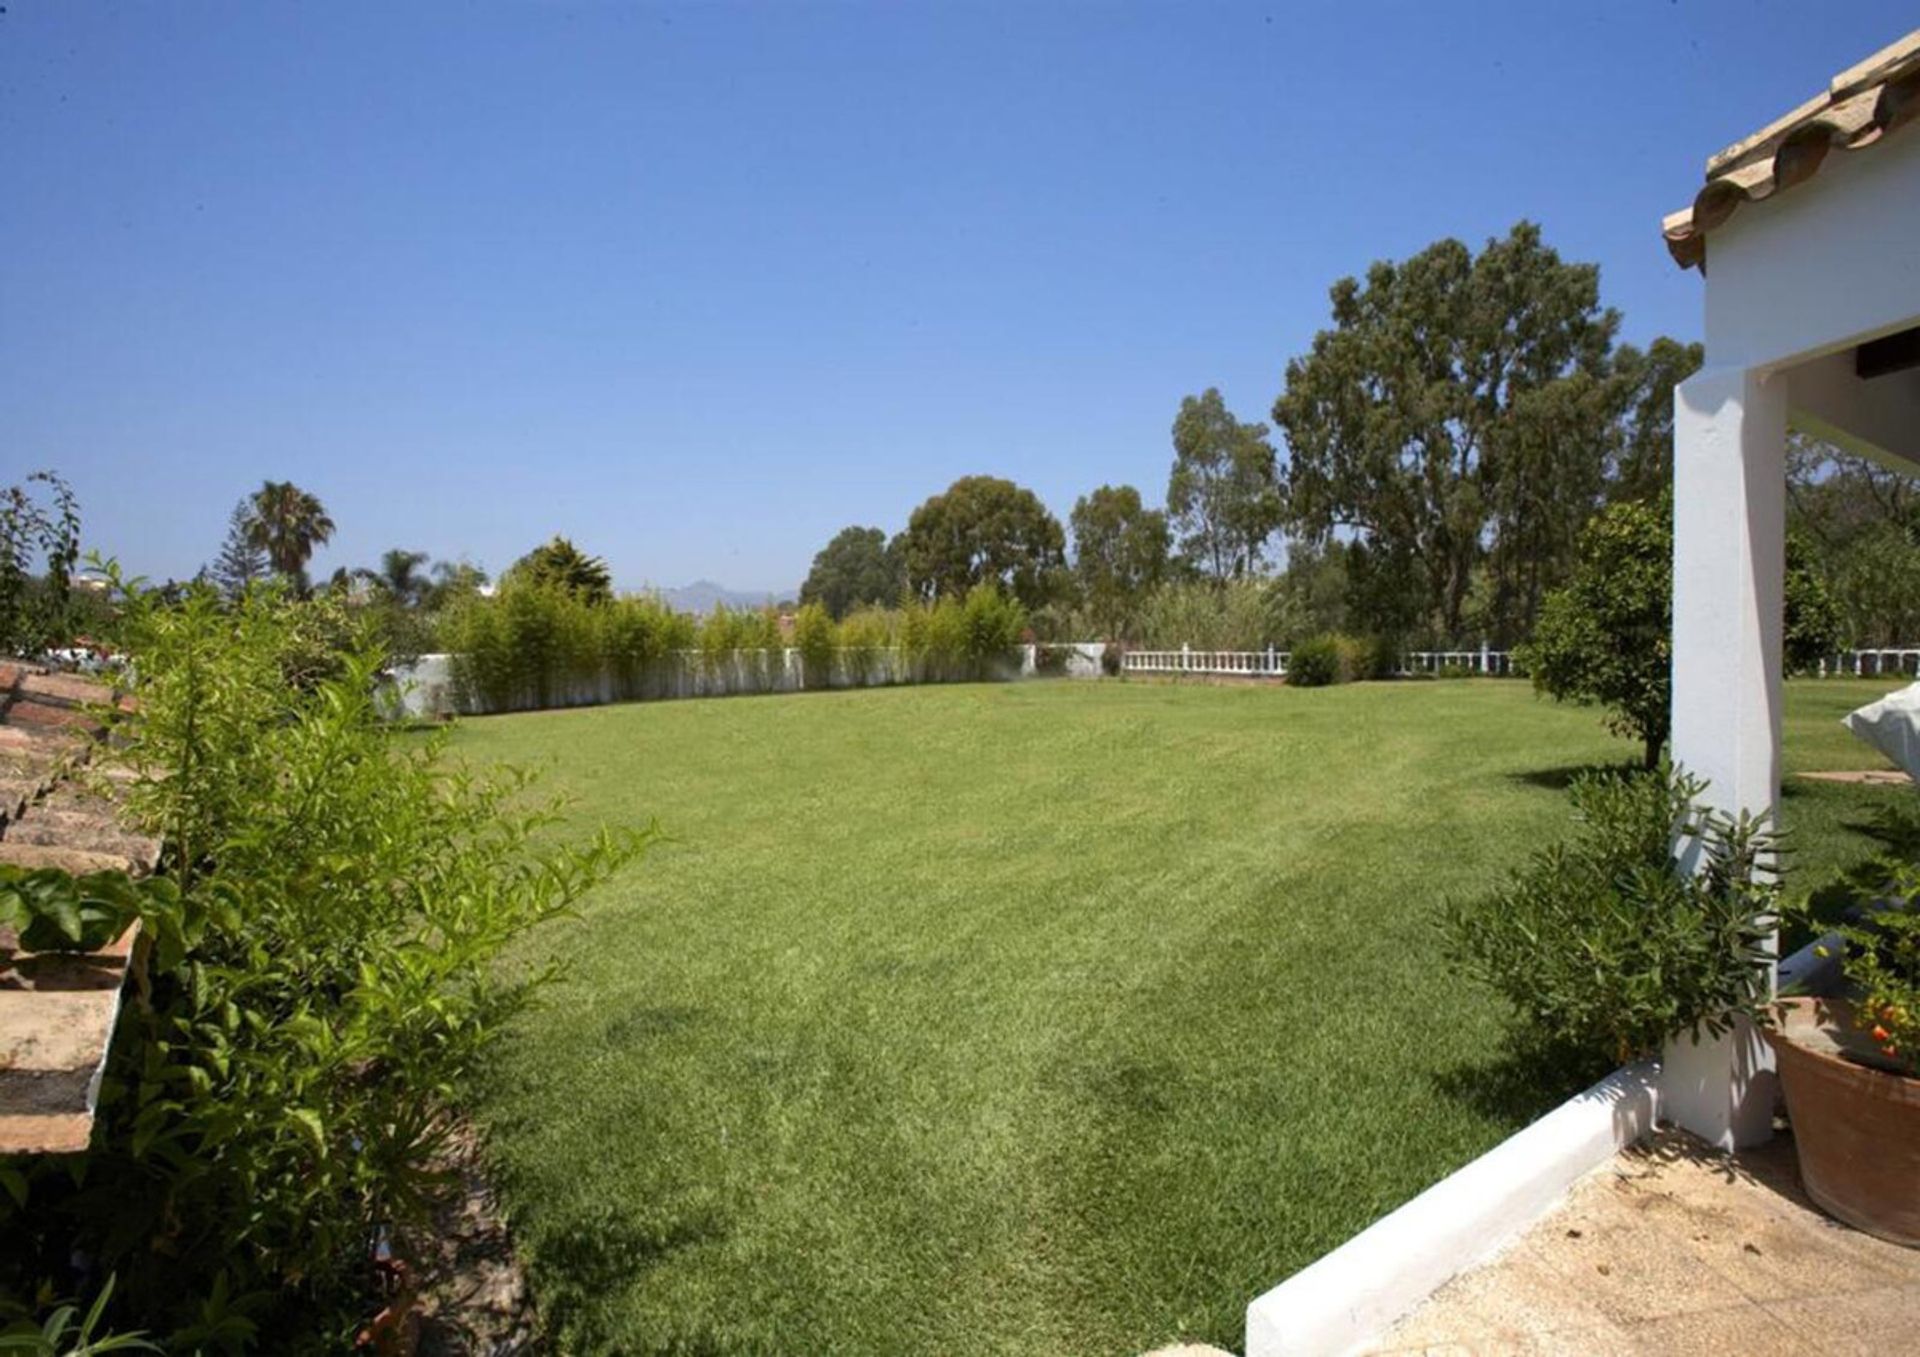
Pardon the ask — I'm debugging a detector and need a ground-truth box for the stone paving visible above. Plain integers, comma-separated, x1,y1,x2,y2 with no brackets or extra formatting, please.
1368,1128,1920,1355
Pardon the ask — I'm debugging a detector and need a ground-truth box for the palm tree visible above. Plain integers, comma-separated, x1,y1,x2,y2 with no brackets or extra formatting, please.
357,548,431,608
246,480,336,586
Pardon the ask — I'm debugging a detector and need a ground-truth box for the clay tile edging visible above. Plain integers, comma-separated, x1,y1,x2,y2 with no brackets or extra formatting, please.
1663,29,1920,270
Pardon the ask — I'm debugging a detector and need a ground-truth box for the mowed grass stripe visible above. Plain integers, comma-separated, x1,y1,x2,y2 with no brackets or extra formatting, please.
448,677,1905,1355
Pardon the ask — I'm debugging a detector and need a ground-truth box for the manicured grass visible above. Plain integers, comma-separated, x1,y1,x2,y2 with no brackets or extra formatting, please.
449,677,1907,1355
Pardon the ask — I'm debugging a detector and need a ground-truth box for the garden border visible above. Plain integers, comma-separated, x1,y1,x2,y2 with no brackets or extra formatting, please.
1247,926,1839,1356
1243,1059,1660,1356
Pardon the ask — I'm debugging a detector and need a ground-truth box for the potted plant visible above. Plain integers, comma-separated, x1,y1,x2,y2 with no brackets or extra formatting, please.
1769,849,1920,1246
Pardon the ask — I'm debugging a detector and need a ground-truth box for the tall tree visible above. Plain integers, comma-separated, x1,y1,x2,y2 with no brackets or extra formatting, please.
1166,389,1283,581
799,526,905,618
1527,495,1842,768
1274,223,1623,644
210,498,269,598
1787,434,1920,647
898,475,1066,610
425,559,490,611
510,536,613,604
1608,337,1705,504
1070,484,1169,638
358,548,431,608
246,480,336,587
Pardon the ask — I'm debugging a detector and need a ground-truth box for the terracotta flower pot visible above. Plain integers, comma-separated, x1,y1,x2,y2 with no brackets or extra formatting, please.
1766,996,1920,1247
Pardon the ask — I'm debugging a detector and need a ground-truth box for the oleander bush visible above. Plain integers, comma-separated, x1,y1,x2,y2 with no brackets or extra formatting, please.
1439,766,1777,1066
0,571,646,1351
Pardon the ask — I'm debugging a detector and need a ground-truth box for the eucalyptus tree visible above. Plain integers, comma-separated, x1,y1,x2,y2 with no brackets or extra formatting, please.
1069,484,1169,637
1275,222,1635,645
1166,389,1283,581
898,476,1066,610
800,526,904,619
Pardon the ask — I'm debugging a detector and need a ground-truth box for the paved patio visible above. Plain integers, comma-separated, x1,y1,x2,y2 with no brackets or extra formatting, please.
1368,1128,1920,1355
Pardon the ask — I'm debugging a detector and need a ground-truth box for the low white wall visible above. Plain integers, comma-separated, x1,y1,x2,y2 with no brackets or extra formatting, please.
1245,1060,1660,1357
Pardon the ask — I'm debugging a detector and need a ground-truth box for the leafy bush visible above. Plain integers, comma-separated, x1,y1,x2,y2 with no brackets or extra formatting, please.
439,583,1027,709
1525,496,1839,766
0,573,646,1349
0,1276,156,1355
1334,632,1397,681
1100,642,1124,677
1132,577,1299,652
837,609,891,685
1783,530,1842,674
1,470,82,658
960,583,1025,675
1440,766,1777,1065
440,584,692,712
1806,800,1920,1076
1520,498,1672,768
0,868,148,954
1287,634,1343,687
1836,903,1920,1076
792,603,836,688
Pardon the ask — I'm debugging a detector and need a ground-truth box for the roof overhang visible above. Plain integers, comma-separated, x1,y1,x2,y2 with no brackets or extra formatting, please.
1663,30,1920,270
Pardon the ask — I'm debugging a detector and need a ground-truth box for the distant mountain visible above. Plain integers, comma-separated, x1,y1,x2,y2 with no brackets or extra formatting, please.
651,579,795,614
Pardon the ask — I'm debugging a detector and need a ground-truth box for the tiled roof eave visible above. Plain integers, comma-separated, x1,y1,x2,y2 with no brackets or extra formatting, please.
1663,31,1920,271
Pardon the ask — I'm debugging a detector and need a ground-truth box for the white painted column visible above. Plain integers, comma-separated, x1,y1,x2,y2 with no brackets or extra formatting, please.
1662,364,1787,1151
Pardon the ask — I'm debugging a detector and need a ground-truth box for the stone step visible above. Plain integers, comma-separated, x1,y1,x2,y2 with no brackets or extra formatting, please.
16,672,119,710
3,814,159,870
0,724,81,758
0,841,142,876
0,700,105,737
0,779,35,820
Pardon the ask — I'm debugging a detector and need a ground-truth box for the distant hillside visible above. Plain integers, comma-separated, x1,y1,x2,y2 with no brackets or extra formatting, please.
652,579,794,614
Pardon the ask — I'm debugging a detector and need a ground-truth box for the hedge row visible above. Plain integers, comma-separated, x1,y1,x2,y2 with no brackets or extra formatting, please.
437,582,1027,714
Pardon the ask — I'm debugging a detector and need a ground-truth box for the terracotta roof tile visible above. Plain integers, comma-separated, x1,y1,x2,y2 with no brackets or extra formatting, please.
1663,29,1920,269
0,661,159,1156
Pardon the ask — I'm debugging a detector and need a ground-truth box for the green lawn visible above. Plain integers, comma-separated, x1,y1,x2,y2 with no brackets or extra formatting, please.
449,676,1908,1356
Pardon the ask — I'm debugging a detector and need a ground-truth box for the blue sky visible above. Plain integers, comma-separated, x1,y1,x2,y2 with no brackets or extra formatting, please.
3,2,1914,594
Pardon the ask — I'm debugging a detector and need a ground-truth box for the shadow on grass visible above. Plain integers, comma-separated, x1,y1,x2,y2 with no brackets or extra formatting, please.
1429,1034,1613,1128
601,1004,706,1046
528,1203,732,1353
1506,761,1643,793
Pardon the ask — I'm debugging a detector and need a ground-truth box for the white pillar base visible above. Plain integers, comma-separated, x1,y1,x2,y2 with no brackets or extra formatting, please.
1659,1016,1777,1151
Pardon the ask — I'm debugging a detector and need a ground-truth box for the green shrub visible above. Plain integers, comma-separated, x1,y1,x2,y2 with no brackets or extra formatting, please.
1803,800,1920,1076
838,609,891,686
1435,661,1474,680
1287,634,1343,687
0,470,81,658
0,868,148,953
793,603,836,688
1439,766,1777,1066
0,573,646,1348
1333,633,1397,681
961,583,1025,675
923,595,969,681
